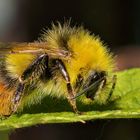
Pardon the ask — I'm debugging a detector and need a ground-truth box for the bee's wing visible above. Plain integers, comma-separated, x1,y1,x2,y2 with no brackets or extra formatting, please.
0,42,70,59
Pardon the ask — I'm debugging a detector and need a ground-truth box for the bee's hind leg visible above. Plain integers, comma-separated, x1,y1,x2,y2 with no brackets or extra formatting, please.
12,80,25,112
55,59,81,114
12,54,49,113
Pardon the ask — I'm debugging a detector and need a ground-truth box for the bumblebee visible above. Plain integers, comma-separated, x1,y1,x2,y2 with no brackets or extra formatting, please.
0,22,116,116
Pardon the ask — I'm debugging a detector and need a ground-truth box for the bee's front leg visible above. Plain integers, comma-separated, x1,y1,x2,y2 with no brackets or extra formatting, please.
12,54,49,113
55,59,81,114
107,75,117,101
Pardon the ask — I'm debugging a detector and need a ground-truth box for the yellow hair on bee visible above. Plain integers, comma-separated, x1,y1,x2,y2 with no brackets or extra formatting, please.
6,54,35,78
44,23,115,85
66,30,114,84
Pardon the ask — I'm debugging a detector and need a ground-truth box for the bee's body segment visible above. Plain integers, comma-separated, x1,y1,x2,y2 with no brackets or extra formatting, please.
0,22,116,116
0,83,14,116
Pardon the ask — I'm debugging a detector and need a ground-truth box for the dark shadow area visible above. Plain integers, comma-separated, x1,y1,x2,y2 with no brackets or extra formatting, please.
10,120,140,140
19,96,118,114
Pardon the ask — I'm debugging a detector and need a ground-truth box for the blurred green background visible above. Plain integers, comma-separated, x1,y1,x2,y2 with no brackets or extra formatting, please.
0,0,140,140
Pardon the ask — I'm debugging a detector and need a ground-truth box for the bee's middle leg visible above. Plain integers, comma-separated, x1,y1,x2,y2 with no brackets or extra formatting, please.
55,59,80,114
12,54,49,112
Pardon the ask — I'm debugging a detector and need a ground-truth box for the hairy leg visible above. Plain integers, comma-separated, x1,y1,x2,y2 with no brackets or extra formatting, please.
55,59,80,114
12,54,49,112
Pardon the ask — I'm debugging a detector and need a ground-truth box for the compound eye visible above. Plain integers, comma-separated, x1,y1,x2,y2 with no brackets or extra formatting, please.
90,72,99,82
90,71,106,83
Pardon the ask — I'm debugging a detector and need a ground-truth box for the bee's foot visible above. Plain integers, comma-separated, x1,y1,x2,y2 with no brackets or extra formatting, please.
11,103,18,114
75,110,85,115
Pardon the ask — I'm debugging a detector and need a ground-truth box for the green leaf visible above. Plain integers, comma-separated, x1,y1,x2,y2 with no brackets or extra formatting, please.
0,68,140,131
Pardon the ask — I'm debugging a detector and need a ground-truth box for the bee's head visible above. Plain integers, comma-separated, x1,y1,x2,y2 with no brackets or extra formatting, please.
74,70,106,100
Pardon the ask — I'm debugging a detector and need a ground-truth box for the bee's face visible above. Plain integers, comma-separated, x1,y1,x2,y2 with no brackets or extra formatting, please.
74,70,106,100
